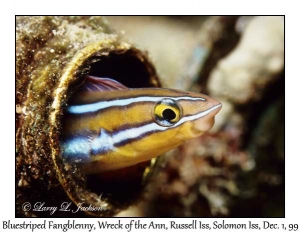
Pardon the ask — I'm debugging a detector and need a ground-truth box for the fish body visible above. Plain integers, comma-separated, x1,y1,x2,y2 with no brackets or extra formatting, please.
61,76,221,173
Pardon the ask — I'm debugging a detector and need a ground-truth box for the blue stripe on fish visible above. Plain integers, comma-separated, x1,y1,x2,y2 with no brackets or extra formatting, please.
61,137,91,161
62,104,221,160
67,96,206,114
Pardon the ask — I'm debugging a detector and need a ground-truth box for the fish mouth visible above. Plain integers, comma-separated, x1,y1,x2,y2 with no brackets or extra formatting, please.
193,103,222,133
208,103,222,116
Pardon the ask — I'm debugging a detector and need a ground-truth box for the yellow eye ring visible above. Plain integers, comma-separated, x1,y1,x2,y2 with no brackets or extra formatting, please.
153,98,182,127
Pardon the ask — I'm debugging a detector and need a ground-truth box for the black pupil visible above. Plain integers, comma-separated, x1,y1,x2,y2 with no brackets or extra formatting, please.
162,108,176,121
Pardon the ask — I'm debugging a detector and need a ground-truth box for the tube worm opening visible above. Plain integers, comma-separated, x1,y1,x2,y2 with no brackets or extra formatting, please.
88,50,156,88
58,47,160,215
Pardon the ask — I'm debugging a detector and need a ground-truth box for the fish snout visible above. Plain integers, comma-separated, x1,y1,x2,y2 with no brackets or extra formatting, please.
194,97,222,133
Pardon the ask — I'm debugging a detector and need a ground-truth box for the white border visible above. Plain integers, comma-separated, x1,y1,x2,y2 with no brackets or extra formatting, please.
1,1,299,232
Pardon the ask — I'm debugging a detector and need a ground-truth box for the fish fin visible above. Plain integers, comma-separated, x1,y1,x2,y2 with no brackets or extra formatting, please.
68,76,129,105
80,75,129,92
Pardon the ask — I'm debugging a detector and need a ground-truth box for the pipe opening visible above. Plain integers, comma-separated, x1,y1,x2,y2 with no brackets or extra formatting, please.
87,49,155,88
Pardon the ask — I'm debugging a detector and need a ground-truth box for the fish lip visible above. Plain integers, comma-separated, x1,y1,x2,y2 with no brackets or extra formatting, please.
212,103,222,110
192,103,222,133
206,103,222,115
215,103,222,111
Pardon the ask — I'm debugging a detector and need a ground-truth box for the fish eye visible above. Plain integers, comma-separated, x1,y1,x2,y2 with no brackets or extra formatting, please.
153,98,182,127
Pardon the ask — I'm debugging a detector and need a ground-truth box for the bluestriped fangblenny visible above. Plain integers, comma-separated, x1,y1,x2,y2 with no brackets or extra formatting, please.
61,76,222,173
